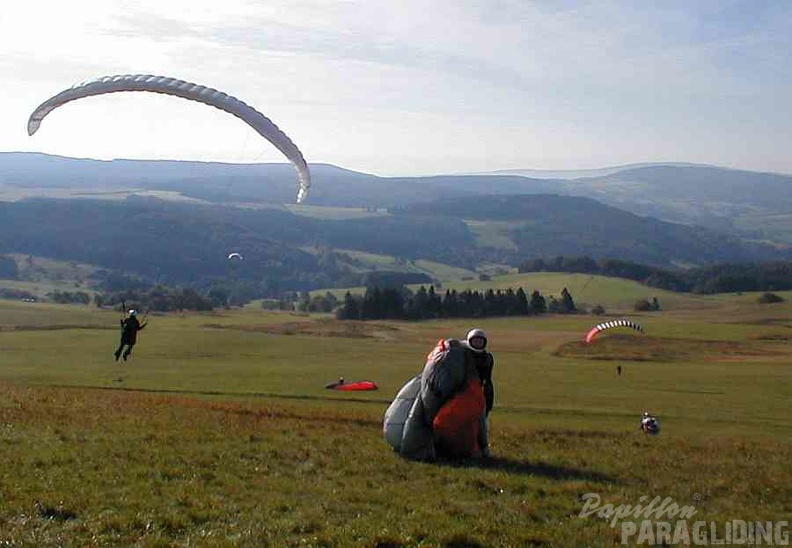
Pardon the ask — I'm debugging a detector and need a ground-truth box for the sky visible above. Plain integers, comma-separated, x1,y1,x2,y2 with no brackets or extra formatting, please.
1,0,790,176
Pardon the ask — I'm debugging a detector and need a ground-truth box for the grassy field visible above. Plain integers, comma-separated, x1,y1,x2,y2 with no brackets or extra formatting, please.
0,289,791,547
463,220,519,251
0,255,100,300
299,249,479,283
312,271,723,315
285,205,390,220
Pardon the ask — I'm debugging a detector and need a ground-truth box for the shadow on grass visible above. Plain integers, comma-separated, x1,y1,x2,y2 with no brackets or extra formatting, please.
438,455,616,483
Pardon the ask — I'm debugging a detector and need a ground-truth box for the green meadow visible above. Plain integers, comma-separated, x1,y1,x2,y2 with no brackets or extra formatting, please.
0,281,791,546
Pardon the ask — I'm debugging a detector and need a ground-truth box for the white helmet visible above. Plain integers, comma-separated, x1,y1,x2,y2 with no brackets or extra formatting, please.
129,309,137,316
641,413,660,435
466,328,487,353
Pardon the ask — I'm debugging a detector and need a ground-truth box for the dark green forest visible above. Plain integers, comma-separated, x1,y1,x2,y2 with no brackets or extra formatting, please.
3,194,789,287
336,285,576,321
397,194,790,265
3,194,792,307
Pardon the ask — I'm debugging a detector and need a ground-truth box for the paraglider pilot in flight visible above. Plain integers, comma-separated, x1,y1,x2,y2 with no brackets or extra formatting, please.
114,309,147,362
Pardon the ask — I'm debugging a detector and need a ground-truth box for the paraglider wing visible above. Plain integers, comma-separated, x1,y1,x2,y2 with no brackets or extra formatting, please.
27,74,311,203
585,318,643,343
584,326,600,344
325,380,378,391
227,252,243,261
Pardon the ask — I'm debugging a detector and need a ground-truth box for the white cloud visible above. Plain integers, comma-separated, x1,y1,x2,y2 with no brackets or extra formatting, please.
1,0,790,174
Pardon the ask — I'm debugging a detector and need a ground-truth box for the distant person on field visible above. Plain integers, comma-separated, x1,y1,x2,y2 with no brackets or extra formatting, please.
114,309,147,362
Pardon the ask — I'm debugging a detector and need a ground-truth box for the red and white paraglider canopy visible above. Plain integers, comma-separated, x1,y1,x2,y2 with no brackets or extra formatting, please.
585,318,644,343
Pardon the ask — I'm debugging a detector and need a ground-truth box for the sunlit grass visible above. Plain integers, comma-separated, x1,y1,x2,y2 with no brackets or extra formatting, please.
0,292,791,545
464,220,519,251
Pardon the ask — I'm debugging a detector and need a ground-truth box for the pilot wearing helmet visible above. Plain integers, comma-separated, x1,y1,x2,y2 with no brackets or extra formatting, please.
114,309,147,362
463,328,495,457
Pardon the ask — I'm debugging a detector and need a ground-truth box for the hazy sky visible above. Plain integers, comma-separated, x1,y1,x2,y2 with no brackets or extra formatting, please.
1,0,790,176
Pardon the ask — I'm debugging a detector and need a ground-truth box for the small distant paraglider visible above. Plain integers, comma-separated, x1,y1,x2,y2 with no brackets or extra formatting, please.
585,318,644,343
227,252,244,261
640,412,660,436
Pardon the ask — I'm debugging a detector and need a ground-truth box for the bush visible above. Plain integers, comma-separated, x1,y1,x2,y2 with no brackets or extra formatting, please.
758,292,784,304
591,304,606,316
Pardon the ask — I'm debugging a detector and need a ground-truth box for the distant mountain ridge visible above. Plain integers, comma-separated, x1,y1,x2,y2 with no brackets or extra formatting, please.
469,162,721,180
3,152,792,245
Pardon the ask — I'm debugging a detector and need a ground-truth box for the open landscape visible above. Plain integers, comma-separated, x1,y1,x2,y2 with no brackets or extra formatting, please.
1,276,791,546
3,4,791,545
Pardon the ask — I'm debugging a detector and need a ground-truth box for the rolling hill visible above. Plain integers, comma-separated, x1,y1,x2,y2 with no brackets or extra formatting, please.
2,153,792,298
1,193,790,296
4,153,792,244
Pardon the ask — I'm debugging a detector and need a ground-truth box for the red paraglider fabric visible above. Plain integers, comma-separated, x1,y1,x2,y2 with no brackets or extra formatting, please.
432,378,486,458
326,380,378,391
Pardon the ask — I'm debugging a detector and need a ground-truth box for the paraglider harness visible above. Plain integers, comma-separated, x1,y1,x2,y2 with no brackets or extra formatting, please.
384,338,494,461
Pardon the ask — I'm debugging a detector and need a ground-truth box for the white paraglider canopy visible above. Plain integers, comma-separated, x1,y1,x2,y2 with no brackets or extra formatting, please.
27,74,311,203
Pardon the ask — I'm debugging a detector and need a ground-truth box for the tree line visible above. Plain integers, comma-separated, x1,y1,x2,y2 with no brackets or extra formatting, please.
336,285,577,321
94,286,215,312
519,256,792,294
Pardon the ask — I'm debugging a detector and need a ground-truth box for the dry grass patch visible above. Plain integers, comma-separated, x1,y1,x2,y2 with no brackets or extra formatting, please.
202,318,403,340
553,334,786,362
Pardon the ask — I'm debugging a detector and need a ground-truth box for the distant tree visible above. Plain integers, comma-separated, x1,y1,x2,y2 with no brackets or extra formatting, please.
560,287,576,312
411,286,429,319
207,287,230,307
303,293,336,313
484,288,499,316
296,291,311,312
0,256,19,279
0,288,36,301
442,289,460,318
591,304,606,316
426,286,442,318
336,292,361,320
530,290,547,314
515,287,530,315
47,290,90,305
634,299,653,312
259,299,282,310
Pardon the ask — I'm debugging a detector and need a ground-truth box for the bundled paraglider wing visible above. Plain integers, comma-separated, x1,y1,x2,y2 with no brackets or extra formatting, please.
585,318,644,343
227,252,244,261
27,74,311,203
383,338,483,461
325,380,378,391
